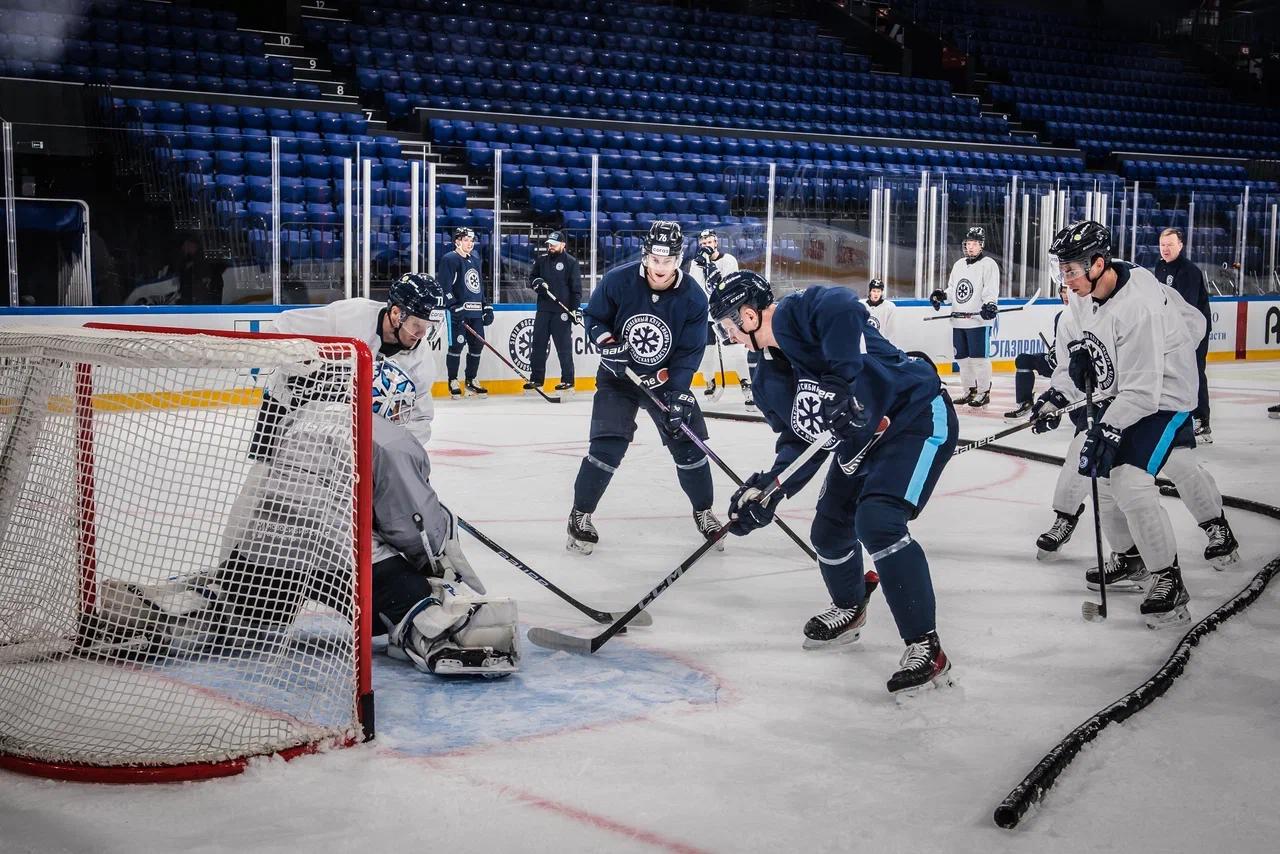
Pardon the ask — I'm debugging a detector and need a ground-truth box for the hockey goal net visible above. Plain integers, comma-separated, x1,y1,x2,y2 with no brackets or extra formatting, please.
0,324,373,782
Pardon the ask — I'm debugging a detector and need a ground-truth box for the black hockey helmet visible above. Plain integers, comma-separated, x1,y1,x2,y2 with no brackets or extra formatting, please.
388,272,446,320
698,228,717,240
868,277,885,294
453,226,476,243
643,220,684,259
709,270,773,344
965,226,985,246
1050,220,1111,267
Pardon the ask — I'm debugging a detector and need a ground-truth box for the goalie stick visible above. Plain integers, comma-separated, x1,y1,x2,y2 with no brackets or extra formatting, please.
457,517,652,627
528,417,890,655
923,286,1043,322
623,366,819,563
459,320,561,403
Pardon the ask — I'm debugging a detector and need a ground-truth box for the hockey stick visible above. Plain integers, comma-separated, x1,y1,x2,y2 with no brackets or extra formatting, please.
1079,374,1109,623
459,320,561,403
528,418,890,654
624,366,819,563
923,286,1043,322
951,393,1106,457
457,517,652,627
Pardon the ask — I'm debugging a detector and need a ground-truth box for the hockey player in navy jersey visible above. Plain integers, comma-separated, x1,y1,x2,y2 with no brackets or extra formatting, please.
438,227,492,398
566,221,723,554
710,271,958,697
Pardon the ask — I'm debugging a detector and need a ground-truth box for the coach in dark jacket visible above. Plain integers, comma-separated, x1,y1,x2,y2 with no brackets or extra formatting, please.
526,231,582,391
1153,226,1212,437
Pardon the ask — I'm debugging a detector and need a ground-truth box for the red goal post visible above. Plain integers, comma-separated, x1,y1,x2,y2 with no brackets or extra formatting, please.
0,323,374,782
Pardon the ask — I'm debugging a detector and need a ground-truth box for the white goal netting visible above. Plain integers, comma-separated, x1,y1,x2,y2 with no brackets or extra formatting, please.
0,326,372,779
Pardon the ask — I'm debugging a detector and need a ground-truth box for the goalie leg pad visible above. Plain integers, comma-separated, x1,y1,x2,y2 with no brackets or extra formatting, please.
386,580,520,677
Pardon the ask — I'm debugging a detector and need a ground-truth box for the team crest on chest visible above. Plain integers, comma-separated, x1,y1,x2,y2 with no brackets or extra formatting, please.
955,278,973,303
465,268,481,294
1079,331,1116,391
621,314,671,366
867,315,881,330
791,380,840,450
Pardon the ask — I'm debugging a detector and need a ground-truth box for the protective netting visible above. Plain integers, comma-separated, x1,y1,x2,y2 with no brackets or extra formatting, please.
0,326,369,775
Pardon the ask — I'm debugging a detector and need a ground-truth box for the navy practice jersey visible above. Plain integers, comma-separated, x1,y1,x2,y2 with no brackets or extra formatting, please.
584,260,708,390
438,250,485,315
752,286,944,494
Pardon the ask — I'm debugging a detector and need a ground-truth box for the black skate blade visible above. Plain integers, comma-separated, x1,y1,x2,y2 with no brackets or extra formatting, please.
527,627,596,654
1081,601,1107,622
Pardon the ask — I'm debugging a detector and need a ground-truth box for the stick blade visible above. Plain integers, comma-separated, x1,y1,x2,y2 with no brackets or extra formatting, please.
1081,601,1107,622
527,626,597,654
615,609,652,627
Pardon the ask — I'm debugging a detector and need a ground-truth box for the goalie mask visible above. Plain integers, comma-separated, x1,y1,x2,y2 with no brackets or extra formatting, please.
371,358,417,422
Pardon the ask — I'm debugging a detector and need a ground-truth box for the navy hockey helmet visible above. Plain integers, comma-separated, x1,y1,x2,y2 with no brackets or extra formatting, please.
389,272,446,320
1050,220,1111,266
709,270,773,344
453,226,476,243
642,220,684,259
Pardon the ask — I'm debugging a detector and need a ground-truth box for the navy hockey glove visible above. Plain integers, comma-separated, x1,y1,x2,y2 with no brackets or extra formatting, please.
727,471,784,536
1078,421,1123,478
481,305,495,326
1067,339,1097,393
529,277,548,294
661,389,697,438
980,302,998,320
1030,388,1069,434
597,337,629,377
929,289,947,311
816,374,866,441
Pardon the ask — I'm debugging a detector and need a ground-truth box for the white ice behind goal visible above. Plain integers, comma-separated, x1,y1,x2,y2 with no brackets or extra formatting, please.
0,324,373,782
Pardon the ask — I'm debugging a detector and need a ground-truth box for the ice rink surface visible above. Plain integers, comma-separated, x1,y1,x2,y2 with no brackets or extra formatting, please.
2,362,1278,854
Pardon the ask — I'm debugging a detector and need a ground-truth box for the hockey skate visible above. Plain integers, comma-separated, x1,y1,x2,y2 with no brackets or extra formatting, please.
1193,416,1212,445
1140,563,1191,630
465,380,489,398
523,381,539,396
1004,400,1032,419
703,377,724,403
887,631,954,697
1200,515,1240,569
554,381,575,397
741,380,755,409
1270,404,1280,420
951,386,977,406
448,379,462,399
968,388,991,409
803,603,868,650
693,508,725,551
566,509,598,554
1036,506,1082,560
1086,546,1151,593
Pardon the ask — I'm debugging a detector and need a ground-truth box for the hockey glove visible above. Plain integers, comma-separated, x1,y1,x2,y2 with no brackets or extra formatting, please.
419,508,486,595
481,305,495,326
597,337,630,377
572,309,584,325
661,388,697,439
816,374,866,441
929,289,947,311
1078,421,1123,479
980,302,998,320
1067,339,1097,393
530,277,548,294
727,471,784,536
1030,388,1070,434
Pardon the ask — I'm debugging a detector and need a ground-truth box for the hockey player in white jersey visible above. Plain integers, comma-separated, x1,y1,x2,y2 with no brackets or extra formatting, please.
687,229,749,404
931,226,1000,408
1047,220,1235,629
863,278,897,343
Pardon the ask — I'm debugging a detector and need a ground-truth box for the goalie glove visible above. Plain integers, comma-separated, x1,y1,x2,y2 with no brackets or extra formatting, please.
416,507,486,595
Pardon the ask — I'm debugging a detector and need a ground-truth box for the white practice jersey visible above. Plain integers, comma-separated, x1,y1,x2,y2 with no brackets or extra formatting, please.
944,255,1001,329
1052,262,1205,431
687,252,739,316
272,298,436,446
863,298,897,342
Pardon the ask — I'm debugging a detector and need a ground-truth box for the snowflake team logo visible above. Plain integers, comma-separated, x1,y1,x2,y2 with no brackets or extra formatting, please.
790,380,840,450
465,268,482,294
954,278,974,304
1080,331,1116,391
867,315,881,331
371,359,417,423
508,317,535,373
621,314,671,366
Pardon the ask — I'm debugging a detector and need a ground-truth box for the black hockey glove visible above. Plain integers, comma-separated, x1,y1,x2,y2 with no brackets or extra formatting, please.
1067,339,1097,393
529,277,548,294
980,302,998,320
727,471,784,536
597,337,629,377
1030,388,1070,434
816,374,866,442
481,305,494,326
661,389,697,439
1078,421,1123,478
929,289,947,311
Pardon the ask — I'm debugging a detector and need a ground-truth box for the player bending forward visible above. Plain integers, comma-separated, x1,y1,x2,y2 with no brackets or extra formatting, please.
565,220,723,554
710,271,958,697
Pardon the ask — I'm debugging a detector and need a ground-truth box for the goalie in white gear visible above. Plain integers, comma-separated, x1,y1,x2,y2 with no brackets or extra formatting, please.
98,357,518,677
